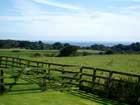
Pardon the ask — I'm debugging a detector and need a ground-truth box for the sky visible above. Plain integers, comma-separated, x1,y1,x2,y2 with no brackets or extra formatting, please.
0,0,140,42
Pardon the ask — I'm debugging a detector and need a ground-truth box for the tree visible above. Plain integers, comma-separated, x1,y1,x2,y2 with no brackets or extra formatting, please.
105,49,114,54
52,42,63,50
130,42,140,51
90,44,108,51
58,45,79,57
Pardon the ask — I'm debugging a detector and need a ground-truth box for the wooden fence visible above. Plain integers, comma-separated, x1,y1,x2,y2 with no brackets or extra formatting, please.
0,56,140,104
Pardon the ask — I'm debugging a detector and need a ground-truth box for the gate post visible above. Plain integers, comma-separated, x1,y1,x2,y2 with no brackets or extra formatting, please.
0,57,2,67
79,67,83,90
137,76,140,104
107,71,113,97
41,70,47,92
0,70,4,94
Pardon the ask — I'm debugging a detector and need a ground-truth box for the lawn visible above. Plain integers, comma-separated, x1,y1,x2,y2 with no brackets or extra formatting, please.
0,77,121,105
0,90,119,105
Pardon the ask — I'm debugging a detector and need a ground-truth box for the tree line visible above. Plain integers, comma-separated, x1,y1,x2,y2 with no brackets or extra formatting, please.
81,43,140,54
0,39,140,54
0,40,68,50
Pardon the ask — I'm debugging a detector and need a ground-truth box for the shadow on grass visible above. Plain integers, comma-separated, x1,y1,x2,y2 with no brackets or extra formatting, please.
4,82,127,105
7,88,42,95
5,82,42,95
67,89,126,105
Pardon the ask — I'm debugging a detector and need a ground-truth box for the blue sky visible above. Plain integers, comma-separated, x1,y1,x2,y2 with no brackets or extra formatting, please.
0,0,140,41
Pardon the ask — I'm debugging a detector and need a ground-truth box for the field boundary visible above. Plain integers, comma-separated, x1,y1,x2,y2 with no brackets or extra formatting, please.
0,56,140,104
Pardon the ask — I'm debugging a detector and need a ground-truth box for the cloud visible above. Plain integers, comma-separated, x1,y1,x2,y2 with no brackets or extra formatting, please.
1,0,140,41
127,5,140,11
1,10,140,41
31,0,81,10
133,0,140,2
112,0,140,2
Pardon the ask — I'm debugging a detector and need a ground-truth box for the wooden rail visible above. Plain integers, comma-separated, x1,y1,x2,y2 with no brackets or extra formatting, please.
0,56,140,104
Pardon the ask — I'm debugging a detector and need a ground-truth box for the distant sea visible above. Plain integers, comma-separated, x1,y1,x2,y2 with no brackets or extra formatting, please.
46,41,132,47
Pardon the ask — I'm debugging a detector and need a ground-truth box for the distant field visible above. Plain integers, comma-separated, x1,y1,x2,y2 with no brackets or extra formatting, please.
0,49,140,74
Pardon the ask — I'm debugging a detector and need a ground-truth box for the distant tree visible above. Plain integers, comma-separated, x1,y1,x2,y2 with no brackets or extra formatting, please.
37,41,44,50
58,45,79,57
90,44,108,51
1,40,140,54
105,49,114,54
130,42,140,51
52,42,63,50
64,43,70,47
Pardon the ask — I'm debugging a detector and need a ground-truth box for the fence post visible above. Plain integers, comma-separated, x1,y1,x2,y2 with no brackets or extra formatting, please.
0,70,4,94
137,76,140,104
17,58,20,67
48,64,51,80
79,67,83,90
92,68,96,89
27,60,30,68
41,63,44,68
61,67,65,87
0,57,2,68
12,58,14,69
19,59,22,68
5,57,8,68
37,62,39,69
41,70,47,91
107,71,113,97
37,62,39,74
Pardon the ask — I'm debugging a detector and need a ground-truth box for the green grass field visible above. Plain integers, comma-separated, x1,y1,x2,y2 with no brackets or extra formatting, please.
0,49,140,74
0,77,121,105
0,49,139,105
0,90,120,105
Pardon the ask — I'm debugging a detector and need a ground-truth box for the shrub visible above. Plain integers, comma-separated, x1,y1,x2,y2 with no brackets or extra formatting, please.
82,51,91,56
98,52,104,55
32,52,42,57
44,53,56,57
11,50,20,52
58,45,79,57
105,49,114,54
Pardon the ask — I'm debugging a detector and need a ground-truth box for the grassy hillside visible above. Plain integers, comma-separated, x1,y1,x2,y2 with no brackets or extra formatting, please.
0,49,131,105
0,49,140,74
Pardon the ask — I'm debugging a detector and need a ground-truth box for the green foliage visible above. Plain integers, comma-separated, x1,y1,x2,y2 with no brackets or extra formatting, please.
32,53,42,57
105,49,114,54
90,44,109,51
58,45,79,57
111,42,140,53
52,42,63,50
82,51,91,56
1,40,140,54
11,50,20,52
0,40,52,50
